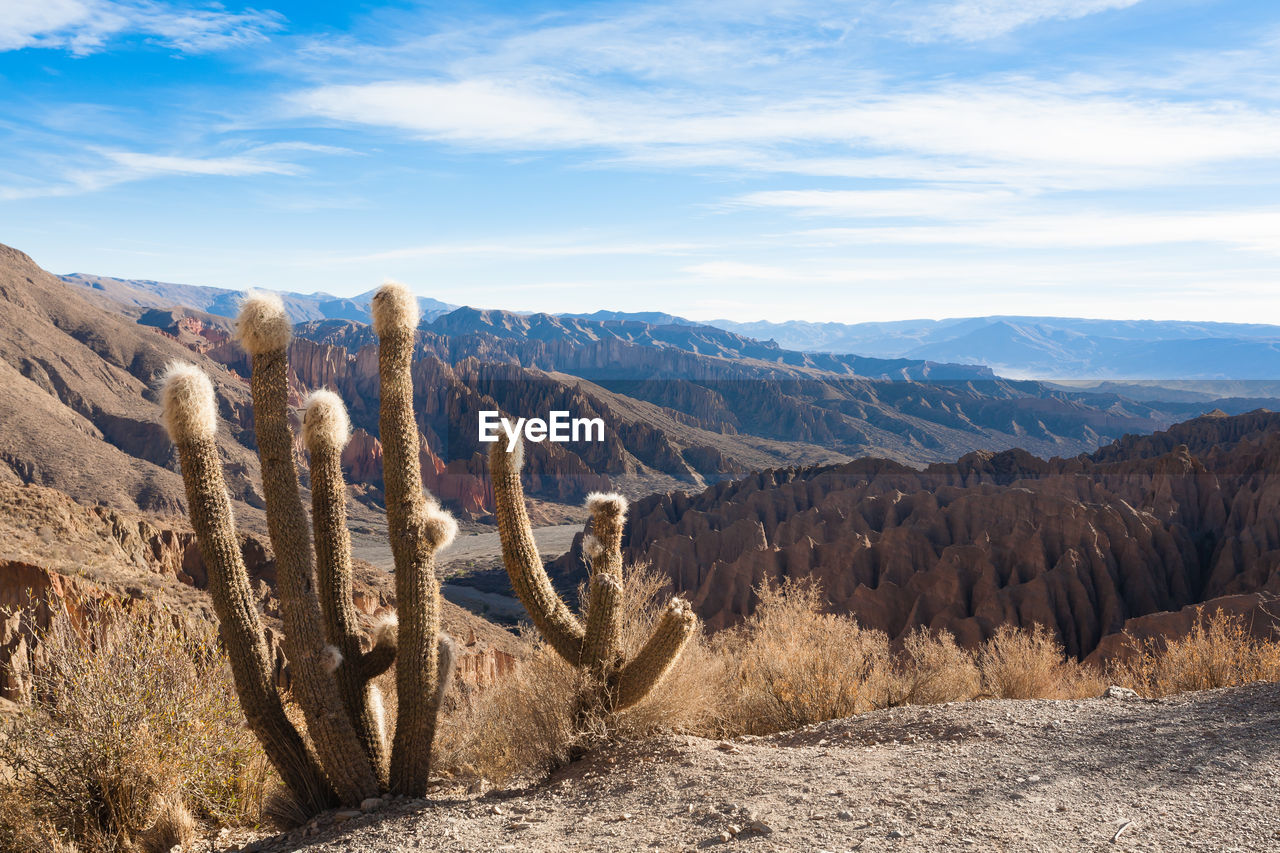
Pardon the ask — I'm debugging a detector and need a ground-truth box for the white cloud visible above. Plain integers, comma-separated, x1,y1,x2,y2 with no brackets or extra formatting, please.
730,187,1023,218
296,77,1280,188
0,0,283,56
904,0,1145,42
0,146,308,200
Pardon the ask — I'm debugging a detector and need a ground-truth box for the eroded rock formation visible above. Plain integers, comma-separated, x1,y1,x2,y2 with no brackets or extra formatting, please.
551,410,1280,660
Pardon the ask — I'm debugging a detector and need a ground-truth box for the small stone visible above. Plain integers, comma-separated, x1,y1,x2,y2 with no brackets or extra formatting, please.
507,821,531,831
1100,685,1141,700
490,804,505,815
717,830,733,843
618,813,632,822
360,797,384,812
748,820,773,835
727,825,741,836
888,829,906,839
837,810,855,820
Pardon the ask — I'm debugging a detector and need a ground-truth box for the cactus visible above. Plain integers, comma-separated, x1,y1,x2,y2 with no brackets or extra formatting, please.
372,282,457,796
489,441,697,713
161,285,457,809
160,364,334,813
303,389,395,787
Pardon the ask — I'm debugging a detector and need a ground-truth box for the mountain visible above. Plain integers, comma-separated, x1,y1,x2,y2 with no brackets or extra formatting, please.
707,315,1280,381
0,245,267,519
548,409,1280,660
7,242,1277,524
61,273,457,326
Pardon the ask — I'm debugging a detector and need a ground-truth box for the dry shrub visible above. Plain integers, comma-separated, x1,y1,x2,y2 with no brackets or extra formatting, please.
897,628,981,705
977,624,1102,699
609,563,729,740
435,563,727,784
1111,610,1280,697
0,601,271,853
720,578,897,735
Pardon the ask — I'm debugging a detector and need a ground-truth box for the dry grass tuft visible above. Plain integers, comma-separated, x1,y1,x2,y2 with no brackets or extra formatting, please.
720,578,898,735
896,628,982,705
977,624,1103,699
0,600,271,853
1111,610,1280,697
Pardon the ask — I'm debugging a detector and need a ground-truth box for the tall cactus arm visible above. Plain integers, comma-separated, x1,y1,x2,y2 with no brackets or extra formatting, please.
161,363,334,813
614,598,698,710
488,440,585,663
580,573,622,674
579,493,628,672
372,281,457,797
303,389,389,785
237,293,379,805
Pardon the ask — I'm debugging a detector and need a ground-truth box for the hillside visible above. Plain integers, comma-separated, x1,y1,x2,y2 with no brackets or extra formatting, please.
227,682,1280,852
28,252,1280,520
547,409,1280,659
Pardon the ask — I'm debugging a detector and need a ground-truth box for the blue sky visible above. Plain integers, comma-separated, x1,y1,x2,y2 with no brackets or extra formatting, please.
1,0,1279,323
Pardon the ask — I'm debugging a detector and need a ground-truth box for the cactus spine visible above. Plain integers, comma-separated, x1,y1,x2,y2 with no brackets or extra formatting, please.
373,282,457,796
489,441,698,712
162,285,457,810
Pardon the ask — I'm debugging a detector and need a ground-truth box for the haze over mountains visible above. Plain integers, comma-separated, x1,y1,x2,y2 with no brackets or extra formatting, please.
72,273,1280,382
573,313,1280,382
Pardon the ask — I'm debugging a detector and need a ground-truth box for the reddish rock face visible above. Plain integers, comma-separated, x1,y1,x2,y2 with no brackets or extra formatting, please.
550,411,1280,660
0,483,518,702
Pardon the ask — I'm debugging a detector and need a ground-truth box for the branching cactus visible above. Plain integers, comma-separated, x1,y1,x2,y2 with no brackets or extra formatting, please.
160,285,457,810
488,440,698,713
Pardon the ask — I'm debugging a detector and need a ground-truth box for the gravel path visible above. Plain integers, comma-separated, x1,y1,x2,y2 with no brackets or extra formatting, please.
226,682,1280,852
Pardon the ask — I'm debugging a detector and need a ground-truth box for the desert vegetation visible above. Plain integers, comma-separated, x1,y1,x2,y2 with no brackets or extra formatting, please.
3,569,1277,851
6,282,1280,852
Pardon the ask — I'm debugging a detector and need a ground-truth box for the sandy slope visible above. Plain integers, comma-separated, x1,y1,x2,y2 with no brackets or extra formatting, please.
219,681,1280,853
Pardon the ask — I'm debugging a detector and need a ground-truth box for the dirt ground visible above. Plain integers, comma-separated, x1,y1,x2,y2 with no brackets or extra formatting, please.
210,681,1280,853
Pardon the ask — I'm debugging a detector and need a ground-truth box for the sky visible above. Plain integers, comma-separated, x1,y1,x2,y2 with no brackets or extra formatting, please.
1,0,1279,324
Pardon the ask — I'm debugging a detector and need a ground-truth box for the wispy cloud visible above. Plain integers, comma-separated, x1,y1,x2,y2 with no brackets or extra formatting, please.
0,0,283,56
0,145,311,200
900,0,1145,42
793,210,1280,255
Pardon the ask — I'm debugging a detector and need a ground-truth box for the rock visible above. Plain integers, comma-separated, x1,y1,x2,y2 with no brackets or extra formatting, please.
360,797,385,812
748,820,773,835
1100,686,1142,700
837,810,855,820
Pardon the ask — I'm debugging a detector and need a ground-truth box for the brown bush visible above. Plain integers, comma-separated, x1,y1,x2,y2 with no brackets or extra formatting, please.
720,578,898,735
0,601,271,853
896,628,982,705
1111,610,1280,697
977,624,1103,700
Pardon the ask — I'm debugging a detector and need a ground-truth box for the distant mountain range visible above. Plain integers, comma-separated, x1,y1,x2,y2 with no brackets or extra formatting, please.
71,276,1280,381
568,311,1280,381
2,250,1262,524
62,273,457,326
706,316,1280,381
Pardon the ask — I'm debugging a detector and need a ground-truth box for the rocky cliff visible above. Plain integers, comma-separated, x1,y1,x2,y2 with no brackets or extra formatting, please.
550,410,1280,659
0,480,517,702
